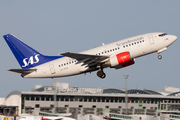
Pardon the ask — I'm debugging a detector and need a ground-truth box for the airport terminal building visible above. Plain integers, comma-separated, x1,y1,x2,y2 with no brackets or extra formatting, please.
2,82,180,119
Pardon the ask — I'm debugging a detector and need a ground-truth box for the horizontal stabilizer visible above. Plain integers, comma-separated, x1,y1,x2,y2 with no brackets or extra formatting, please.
8,69,37,74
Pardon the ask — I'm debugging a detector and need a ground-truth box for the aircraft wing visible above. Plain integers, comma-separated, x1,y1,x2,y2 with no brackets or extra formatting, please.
8,69,37,74
61,52,109,67
61,52,109,60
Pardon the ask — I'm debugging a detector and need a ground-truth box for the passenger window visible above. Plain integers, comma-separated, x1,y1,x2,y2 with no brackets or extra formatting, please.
59,65,61,67
72,61,74,63
102,52,103,54
105,51,106,53
132,43,134,45
123,46,125,48
140,41,141,43
113,49,114,51
64,63,66,66
61,64,63,66
137,42,139,44
69,62,71,64
99,53,100,55
110,50,112,52
134,42,136,44
108,50,109,52
118,47,120,49
129,44,131,46
142,40,144,42
126,45,128,47
115,48,117,50
67,63,68,65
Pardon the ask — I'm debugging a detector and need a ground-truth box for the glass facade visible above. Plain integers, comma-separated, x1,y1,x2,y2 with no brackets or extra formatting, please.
21,93,180,115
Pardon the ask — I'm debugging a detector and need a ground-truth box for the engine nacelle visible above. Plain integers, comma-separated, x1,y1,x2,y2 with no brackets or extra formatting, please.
109,52,132,67
115,59,135,69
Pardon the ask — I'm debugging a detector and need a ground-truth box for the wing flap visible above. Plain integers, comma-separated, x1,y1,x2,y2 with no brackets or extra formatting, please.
61,52,109,67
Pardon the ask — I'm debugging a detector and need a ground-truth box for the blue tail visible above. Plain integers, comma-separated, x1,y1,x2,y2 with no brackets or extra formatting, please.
3,34,64,69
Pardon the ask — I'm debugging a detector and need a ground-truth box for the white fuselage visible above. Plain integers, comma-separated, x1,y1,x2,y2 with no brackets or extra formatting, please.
24,32,177,78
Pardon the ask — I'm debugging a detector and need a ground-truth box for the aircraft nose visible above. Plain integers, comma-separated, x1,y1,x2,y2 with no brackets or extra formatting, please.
169,35,177,42
173,35,177,41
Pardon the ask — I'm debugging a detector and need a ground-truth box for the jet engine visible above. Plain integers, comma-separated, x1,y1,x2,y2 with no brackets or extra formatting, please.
105,52,134,68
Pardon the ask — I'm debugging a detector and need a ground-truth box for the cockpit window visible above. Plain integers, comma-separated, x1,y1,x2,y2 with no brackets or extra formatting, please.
159,33,167,37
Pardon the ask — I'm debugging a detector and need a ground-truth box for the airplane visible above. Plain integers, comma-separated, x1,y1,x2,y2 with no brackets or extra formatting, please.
3,32,177,79
18,113,76,120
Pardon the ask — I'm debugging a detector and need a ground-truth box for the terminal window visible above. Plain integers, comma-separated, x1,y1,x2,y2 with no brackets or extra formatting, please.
25,96,29,100
41,96,45,101
50,105,54,108
65,97,69,101
65,105,69,108
35,104,40,108
36,96,40,101
84,98,87,102
106,99,109,102
31,96,35,101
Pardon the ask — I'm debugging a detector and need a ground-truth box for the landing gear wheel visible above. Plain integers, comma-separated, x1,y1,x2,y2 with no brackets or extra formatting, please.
97,70,106,79
101,73,106,79
158,55,162,59
97,70,103,77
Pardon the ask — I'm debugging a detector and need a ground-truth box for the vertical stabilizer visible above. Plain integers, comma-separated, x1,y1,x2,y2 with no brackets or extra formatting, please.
3,34,63,69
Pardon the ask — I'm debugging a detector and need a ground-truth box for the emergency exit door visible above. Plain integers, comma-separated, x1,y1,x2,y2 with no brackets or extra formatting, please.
49,64,56,74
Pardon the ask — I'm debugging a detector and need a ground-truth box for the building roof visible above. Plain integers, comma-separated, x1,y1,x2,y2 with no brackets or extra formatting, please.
6,90,21,100
28,82,180,97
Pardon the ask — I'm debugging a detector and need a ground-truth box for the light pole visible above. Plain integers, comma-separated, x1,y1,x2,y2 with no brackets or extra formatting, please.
124,75,129,118
53,79,57,114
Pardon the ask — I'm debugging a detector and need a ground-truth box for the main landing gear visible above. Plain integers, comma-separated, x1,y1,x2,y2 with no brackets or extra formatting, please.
97,67,106,79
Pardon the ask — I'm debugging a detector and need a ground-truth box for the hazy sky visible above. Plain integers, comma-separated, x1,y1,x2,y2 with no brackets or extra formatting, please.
0,1,180,97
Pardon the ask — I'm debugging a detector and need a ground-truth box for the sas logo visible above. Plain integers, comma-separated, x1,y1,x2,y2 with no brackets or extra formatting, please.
22,54,40,67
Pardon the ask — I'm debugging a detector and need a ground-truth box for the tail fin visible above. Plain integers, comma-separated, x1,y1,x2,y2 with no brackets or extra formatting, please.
3,34,63,69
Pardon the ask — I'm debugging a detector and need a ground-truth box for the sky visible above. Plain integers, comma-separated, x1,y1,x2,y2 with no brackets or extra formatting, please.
0,1,180,97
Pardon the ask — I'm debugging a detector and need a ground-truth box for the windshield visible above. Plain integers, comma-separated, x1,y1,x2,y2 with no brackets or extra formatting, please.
159,33,167,37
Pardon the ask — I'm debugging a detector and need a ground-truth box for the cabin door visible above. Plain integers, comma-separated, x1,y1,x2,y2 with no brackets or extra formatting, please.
148,35,154,44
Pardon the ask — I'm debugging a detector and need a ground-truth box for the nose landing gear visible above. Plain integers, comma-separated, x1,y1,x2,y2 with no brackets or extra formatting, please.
157,47,167,59
158,54,162,59
97,68,106,79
